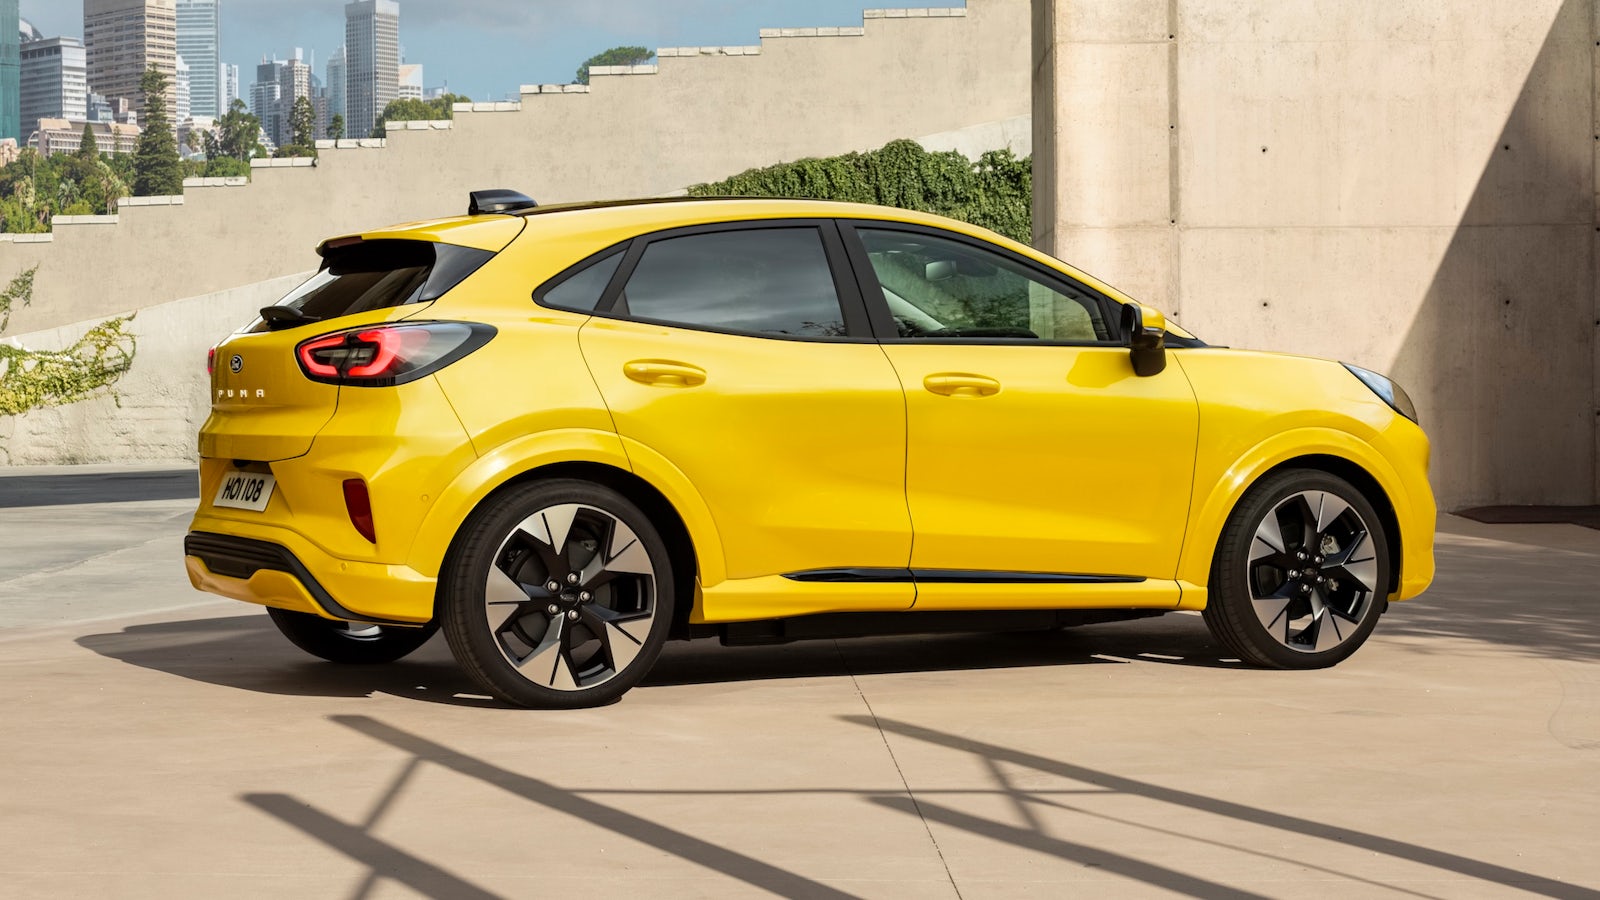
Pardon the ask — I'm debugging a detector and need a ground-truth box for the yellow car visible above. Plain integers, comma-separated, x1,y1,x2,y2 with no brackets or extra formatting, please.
185,192,1434,708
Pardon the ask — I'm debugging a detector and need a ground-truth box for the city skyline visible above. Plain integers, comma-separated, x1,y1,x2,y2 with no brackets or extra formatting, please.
22,0,964,102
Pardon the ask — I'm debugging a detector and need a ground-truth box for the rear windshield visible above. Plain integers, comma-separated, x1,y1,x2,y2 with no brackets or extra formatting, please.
268,240,495,324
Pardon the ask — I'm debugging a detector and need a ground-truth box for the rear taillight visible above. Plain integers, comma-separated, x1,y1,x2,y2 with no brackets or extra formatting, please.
295,322,495,386
207,346,216,375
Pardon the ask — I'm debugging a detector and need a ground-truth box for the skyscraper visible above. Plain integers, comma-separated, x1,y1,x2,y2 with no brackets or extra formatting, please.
84,0,178,126
21,37,89,139
325,45,345,122
250,56,281,146
174,53,189,124
1,0,20,141
175,0,219,119
277,50,310,147
344,0,397,140
221,62,237,109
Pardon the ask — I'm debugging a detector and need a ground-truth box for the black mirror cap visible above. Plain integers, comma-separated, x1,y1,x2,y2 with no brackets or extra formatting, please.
1120,302,1168,377
469,189,538,216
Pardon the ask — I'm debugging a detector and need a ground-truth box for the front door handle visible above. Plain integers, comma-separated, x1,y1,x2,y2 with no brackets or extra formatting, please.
623,360,707,387
924,373,1001,397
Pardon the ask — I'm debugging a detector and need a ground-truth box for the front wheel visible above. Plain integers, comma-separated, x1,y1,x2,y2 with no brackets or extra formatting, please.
1203,469,1390,669
266,607,438,664
440,479,676,709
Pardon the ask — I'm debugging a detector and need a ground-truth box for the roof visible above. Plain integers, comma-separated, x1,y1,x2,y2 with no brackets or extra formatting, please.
319,196,1146,312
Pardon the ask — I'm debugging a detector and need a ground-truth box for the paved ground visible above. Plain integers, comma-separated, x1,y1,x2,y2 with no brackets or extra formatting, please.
1,470,1596,898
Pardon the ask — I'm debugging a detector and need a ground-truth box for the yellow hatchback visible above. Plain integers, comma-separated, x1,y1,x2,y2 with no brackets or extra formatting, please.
185,193,1435,708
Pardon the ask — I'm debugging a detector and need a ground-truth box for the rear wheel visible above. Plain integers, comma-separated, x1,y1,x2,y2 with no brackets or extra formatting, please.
1203,469,1390,669
266,607,438,664
440,479,675,709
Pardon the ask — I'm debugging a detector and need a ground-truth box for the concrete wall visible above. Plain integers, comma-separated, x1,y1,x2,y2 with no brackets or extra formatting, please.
1033,0,1598,509
0,273,308,466
1,2,1030,335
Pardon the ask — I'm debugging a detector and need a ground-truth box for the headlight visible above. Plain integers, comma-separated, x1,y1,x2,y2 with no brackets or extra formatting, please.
1342,363,1418,424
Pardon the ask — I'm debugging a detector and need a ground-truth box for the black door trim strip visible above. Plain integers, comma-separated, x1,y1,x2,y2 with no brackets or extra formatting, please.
783,567,1143,585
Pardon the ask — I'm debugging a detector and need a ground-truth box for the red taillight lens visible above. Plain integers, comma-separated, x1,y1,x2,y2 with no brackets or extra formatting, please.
294,322,493,386
206,347,216,375
342,478,376,543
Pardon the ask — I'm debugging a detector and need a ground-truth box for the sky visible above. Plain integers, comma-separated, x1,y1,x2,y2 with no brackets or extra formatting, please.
22,0,965,101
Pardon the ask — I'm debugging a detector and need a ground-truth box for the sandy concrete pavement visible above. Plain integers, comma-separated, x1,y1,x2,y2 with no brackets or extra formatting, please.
0,479,1596,898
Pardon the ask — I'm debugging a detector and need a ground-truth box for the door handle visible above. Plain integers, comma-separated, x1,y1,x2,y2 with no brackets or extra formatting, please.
924,373,1001,397
623,360,707,387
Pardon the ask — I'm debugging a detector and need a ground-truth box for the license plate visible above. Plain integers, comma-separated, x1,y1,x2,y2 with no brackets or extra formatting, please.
214,470,276,512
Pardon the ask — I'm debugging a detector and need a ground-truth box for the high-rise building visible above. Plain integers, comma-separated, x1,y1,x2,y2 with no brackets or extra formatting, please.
175,0,219,119
250,56,281,144
174,53,189,124
84,0,178,127
325,45,345,122
20,37,88,140
221,61,237,109
397,62,421,100
344,0,398,140
277,50,310,146
1,0,20,141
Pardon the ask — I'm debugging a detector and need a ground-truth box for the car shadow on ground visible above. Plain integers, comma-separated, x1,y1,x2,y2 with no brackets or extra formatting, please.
73,610,1240,707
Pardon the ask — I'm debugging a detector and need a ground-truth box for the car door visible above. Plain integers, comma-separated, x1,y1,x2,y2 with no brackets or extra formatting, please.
570,220,914,611
839,221,1199,610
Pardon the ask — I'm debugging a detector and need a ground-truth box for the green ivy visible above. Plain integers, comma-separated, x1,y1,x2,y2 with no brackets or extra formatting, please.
689,139,1032,244
0,268,136,417
0,266,34,333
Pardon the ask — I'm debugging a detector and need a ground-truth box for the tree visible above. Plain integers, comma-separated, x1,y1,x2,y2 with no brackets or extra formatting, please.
202,156,250,178
274,95,317,158
371,93,471,138
77,123,99,161
575,46,652,85
133,66,182,196
328,113,344,141
203,99,264,162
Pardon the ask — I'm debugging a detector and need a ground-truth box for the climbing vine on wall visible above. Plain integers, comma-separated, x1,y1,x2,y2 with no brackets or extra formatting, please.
0,267,137,418
689,139,1032,244
0,266,34,333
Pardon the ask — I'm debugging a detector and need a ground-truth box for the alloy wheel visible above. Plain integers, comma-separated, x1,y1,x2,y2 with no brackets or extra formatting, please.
482,503,657,691
1246,490,1379,654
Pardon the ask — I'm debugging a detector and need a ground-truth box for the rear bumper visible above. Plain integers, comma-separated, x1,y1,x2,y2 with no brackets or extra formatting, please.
183,526,436,624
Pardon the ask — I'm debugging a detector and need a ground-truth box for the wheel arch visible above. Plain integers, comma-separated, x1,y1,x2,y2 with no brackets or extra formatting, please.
1178,432,1409,597
1224,455,1401,596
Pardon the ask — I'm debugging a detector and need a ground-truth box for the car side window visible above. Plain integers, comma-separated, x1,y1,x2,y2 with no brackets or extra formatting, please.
617,228,847,338
856,228,1110,342
538,248,625,312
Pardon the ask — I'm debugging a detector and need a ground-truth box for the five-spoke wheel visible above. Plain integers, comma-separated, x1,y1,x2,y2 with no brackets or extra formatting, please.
1204,470,1389,668
441,480,675,708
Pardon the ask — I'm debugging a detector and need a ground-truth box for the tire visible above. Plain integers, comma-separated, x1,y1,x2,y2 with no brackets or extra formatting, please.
1203,469,1390,669
440,479,676,709
266,607,438,665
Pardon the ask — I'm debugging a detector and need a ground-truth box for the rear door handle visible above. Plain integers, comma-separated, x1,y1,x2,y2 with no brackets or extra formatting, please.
623,360,707,387
923,373,1001,397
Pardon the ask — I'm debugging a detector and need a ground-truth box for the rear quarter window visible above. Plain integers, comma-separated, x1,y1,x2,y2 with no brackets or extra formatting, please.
261,240,494,330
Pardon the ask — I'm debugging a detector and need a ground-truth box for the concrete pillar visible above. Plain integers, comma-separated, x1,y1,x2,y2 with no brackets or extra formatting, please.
1032,0,1178,314
1033,0,1600,509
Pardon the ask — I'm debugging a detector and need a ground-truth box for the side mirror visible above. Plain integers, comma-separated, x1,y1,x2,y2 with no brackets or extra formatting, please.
1120,302,1167,377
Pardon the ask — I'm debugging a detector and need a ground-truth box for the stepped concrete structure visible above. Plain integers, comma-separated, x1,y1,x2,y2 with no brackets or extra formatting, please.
0,3,1027,335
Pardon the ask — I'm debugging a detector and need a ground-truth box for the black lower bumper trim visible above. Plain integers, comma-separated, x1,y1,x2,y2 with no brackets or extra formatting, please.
184,531,419,626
